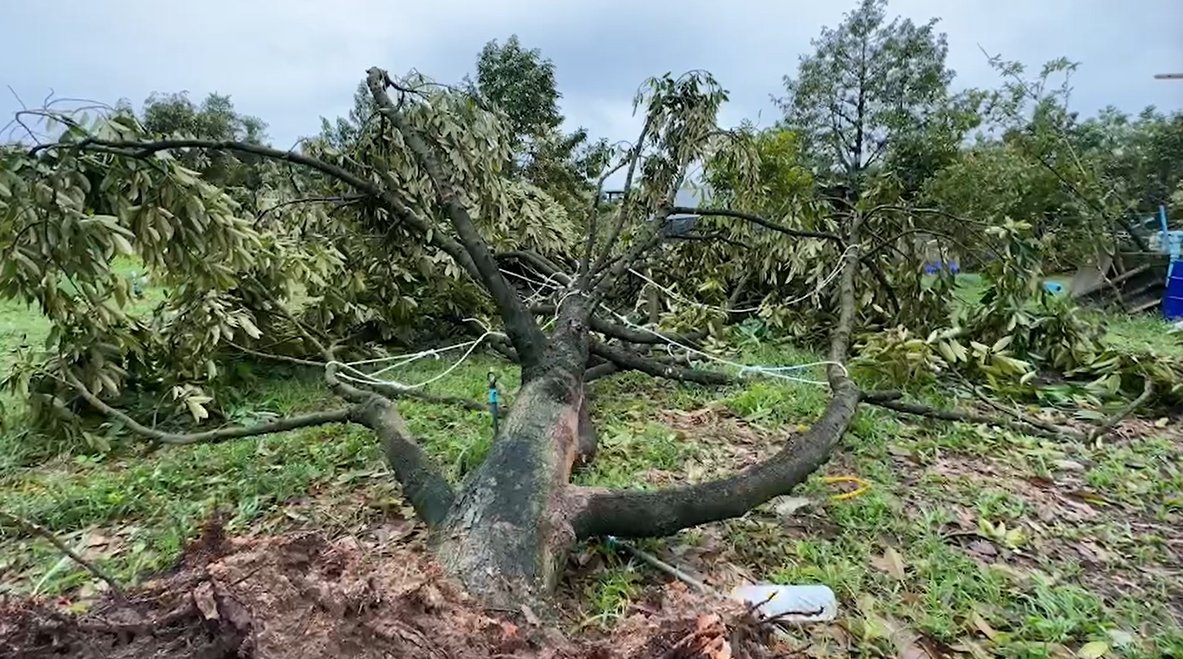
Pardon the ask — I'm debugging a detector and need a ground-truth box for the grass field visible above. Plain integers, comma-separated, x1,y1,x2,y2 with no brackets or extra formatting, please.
2,279,1182,657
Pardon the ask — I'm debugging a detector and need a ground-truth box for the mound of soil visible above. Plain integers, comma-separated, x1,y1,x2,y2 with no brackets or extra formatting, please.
0,524,776,658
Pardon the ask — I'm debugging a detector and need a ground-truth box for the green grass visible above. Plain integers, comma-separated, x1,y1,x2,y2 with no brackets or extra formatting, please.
2,285,1182,655
1100,312,1183,359
570,338,1183,656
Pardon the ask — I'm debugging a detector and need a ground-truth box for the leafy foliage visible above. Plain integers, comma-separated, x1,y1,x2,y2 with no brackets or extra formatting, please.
778,0,957,193
0,113,265,443
0,67,582,448
470,35,611,215
471,35,562,145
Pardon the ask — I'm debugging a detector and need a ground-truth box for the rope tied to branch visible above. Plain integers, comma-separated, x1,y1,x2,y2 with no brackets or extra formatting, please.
325,319,505,391
606,305,847,386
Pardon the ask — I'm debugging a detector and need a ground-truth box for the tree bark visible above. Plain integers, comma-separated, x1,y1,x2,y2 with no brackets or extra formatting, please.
430,297,592,608
575,393,598,466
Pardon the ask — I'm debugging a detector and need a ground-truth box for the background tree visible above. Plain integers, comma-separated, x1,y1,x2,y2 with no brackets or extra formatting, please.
471,35,610,213
1074,106,1183,218
138,92,268,197
471,35,562,147
777,0,957,198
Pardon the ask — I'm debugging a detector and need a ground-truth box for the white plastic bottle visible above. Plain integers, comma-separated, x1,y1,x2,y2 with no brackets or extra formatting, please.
729,584,838,623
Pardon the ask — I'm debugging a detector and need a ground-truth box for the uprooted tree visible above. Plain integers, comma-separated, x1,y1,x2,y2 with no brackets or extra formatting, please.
0,65,879,607
0,58,1173,611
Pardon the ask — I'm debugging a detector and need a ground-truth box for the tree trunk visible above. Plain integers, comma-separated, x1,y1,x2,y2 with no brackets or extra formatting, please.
646,268,662,325
431,302,591,609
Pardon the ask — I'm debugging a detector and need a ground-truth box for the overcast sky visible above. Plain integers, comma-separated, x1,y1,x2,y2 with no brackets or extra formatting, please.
3,0,1181,148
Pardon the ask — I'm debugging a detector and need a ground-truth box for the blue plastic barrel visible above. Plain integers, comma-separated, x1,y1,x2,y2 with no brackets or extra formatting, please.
1164,261,1183,320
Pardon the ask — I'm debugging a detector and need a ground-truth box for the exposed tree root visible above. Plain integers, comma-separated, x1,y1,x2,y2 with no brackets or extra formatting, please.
0,525,783,659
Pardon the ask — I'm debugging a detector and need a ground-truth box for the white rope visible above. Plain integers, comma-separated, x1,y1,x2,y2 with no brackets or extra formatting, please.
628,244,857,315
500,267,565,306
325,319,504,391
604,306,846,386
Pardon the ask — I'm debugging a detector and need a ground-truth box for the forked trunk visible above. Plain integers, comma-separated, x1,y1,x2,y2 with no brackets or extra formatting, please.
432,305,591,608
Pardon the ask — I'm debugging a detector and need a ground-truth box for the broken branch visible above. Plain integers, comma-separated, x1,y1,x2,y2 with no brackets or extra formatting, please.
352,395,456,526
1088,376,1154,443
67,374,354,445
0,510,128,603
861,391,1082,441
669,206,843,243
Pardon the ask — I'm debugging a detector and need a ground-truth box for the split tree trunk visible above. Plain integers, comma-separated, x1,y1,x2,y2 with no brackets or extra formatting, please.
431,301,592,608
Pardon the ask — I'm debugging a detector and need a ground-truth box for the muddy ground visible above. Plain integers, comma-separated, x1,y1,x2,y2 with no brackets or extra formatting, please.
0,519,782,658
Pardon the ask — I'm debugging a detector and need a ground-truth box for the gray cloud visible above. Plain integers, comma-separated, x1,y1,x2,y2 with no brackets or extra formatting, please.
3,0,1181,148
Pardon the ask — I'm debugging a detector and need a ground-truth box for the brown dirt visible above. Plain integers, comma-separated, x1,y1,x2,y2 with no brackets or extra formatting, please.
0,521,777,659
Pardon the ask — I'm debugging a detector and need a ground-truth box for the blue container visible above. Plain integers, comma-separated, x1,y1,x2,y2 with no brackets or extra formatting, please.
1164,261,1183,320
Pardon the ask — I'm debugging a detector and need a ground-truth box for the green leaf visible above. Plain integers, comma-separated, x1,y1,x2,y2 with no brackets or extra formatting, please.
1078,640,1109,658
237,316,262,340
111,233,135,256
1105,629,1135,648
184,395,213,422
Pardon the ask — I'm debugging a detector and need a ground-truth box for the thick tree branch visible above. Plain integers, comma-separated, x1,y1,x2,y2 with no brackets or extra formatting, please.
590,339,734,386
366,67,548,372
669,207,842,243
352,395,455,526
569,384,860,538
569,213,863,539
67,376,355,445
